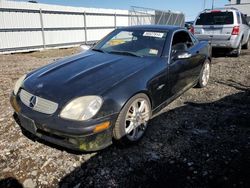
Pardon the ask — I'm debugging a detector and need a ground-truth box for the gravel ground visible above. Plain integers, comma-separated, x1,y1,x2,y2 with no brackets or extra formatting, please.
0,48,249,188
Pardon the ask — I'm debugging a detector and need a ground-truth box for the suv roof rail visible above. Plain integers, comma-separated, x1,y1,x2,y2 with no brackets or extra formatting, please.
203,7,239,11
224,7,239,11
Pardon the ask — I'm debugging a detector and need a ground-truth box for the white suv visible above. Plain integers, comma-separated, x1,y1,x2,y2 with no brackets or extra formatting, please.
193,8,250,56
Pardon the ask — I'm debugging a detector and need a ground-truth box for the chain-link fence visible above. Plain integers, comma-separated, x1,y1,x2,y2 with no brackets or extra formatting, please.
130,6,185,27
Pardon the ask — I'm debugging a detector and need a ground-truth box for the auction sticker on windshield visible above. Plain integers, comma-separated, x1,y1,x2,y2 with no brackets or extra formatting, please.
149,49,158,55
143,32,164,38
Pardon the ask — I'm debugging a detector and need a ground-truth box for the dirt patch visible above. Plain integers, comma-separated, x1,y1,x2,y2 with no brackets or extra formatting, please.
29,48,81,59
0,47,249,187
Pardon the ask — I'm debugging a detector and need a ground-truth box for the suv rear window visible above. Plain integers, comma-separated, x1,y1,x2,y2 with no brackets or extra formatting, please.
195,12,234,25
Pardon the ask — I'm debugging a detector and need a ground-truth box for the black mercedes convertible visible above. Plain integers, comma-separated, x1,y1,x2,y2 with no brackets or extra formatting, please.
10,25,211,151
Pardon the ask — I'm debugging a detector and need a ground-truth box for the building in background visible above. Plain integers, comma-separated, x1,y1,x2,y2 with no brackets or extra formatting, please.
226,0,250,21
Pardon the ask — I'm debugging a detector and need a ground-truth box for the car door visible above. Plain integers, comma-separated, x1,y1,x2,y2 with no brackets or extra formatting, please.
168,30,201,99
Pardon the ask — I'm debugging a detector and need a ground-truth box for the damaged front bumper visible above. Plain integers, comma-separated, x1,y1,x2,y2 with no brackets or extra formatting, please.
10,94,118,152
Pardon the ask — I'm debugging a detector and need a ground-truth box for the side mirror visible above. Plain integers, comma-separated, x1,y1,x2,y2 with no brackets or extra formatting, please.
172,51,192,60
85,41,97,49
80,45,90,51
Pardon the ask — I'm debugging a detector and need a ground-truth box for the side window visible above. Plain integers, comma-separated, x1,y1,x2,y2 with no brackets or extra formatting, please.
241,14,248,25
171,31,193,54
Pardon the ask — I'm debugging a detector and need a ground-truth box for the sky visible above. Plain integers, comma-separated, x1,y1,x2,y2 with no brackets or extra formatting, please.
17,0,229,21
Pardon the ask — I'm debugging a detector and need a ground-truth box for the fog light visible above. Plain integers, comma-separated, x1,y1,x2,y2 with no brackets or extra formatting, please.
93,121,110,133
68,138,78,145
10,96,20,113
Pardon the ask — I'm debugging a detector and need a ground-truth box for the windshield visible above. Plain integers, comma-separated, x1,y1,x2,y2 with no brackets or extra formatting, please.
196,12,234,25
93,29,168,57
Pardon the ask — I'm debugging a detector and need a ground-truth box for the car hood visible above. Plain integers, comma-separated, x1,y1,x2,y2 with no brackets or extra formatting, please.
23,50,152,103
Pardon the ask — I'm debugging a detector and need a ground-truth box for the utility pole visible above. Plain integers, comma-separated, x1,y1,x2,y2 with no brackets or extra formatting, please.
203,0,206,9
212,0,215,9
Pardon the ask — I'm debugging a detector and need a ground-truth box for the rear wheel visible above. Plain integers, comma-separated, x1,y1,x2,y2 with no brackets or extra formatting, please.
196,59,211,88
233,41,242,57
113,93,151,145
242,37,250,49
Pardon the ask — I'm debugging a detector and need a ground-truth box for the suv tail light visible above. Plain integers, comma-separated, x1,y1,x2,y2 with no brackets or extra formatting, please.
190,26,194,34
232,26,240,35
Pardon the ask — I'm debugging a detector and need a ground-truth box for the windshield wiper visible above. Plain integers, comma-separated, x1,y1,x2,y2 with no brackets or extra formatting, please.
108,50,142,57
92,48,105,53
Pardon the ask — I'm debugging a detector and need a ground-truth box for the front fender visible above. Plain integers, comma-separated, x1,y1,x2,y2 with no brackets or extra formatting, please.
95,60,165,119
96,78,151,119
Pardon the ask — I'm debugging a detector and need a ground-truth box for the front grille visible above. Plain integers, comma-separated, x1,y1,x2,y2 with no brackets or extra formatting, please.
19,89,58,115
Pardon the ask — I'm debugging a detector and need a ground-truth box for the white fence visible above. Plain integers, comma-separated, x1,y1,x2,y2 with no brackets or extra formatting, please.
0,1,129,54
0,1,184,54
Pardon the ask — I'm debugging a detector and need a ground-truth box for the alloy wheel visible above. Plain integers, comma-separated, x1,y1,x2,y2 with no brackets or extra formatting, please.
201,62,210,86
124,98,150,141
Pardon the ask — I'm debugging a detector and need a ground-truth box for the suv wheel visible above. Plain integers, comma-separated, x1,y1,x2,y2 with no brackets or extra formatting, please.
234,41,242,57
242,37,250,49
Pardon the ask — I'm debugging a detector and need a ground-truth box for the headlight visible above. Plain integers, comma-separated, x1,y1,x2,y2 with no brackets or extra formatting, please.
60,96,103,121
13,74,27,95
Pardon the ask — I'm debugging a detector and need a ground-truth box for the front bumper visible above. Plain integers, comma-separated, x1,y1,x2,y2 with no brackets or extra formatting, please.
10,94,118,151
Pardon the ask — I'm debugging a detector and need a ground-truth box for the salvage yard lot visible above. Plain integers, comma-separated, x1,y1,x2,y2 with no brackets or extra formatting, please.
0,48,250,187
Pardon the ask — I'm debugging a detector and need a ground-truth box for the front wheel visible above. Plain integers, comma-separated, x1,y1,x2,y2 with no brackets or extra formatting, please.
113,93,151,145
196,60,211,88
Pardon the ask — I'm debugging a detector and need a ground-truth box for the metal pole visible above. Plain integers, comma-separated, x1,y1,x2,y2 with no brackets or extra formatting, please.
114,12,117,29
83,12,87,44
39,8,46,49
173,13,179,26
203,0,206,9
166,12,172,25
157,11,164,25
136,14,140,25
212,0,215,9
181,15,185,27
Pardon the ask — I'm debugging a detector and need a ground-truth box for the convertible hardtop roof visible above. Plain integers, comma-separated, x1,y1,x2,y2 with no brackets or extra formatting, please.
120,25,182,31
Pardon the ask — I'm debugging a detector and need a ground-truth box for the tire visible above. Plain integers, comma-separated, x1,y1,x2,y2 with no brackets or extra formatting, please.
196,59,211,88
113,93,152,145
233,41,242,57
242,37,250,49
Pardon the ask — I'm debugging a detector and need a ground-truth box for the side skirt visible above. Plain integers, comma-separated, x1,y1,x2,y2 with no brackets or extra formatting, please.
151,81,197,119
